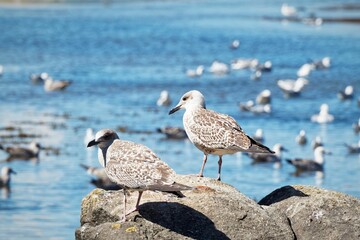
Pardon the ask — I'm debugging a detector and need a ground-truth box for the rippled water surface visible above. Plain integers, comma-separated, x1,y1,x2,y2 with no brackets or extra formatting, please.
0,0,359,239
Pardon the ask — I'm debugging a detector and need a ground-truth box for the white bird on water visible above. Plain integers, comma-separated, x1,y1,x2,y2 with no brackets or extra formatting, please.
311,103,334,124
44,77,72,92
186,65,204,78
157,90,172,107
277,78,309,97
87,129,192,222
169,90,274,181
209,60,229,75
281,3,298,17
297,63,315,77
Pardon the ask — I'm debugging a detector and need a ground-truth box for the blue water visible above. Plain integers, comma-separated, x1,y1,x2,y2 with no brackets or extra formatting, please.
0,0,359,239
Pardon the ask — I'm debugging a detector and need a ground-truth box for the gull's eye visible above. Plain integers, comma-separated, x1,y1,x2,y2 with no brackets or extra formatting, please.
182,96,188,101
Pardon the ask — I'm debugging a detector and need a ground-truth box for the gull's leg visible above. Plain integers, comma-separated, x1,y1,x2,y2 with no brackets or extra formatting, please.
126,191,143,216
198,154,208,177
120,189,127,222
216,156,223,181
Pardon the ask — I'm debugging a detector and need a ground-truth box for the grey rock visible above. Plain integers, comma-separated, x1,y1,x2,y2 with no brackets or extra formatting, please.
259,185,360,240
76,175,293,240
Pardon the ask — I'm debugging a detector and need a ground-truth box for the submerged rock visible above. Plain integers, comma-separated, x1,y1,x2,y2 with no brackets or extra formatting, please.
76,176,360,240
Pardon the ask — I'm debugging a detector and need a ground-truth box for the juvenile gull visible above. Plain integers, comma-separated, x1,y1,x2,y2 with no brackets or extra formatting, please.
87,129,192,222
0,141,42,160
80,164,120,190
44,77,72,92
169,90,274,180
0,166,16,188
286,146,331,173
156,126,187,140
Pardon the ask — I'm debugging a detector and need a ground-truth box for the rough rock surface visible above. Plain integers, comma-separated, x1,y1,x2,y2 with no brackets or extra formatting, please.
259,185,360,240
76,175,293,240
75,175,360,240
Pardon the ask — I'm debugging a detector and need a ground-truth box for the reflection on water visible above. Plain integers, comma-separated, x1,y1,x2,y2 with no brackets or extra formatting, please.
0,0,360,239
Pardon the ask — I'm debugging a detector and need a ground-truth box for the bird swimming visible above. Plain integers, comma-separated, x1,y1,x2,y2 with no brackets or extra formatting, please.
169,90,274,181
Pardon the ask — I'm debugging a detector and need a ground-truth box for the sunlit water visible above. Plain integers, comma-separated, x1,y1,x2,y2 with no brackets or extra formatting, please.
0,0,359,239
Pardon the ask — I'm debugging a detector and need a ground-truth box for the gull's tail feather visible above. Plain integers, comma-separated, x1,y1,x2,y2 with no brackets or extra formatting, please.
247,136,275,154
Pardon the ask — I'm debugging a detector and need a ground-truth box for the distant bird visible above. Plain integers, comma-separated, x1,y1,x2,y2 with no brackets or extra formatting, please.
156,90,172,107
252,128,264,143
0,65,4,76
337,85,354,100
246,143,287,164
186,65,204,78
30,72,49,84
239,100,255,112
44,78,72,92
0,141,42,160
311,57,331,69
169,90,274,181
249,104,272,114
286,146,331,173
209,60,229,75
87,129,192,222
311,103,334,124
230,39,240,49
353,118,360,134
281,3,298,17
344,140,360,154
250,70,262,80
302,16,323,26
80,164,120,190
157,126,187,140
277,78,309,97
231,58,258,70
297,63,315,77
84,128,95,147
296,130,307,145
255,60,272,72
256,89,272,105
0,167,16,188
312,136,323,150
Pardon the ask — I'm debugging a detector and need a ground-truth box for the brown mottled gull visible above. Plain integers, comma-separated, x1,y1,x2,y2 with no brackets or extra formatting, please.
169,90,274,181
87,129,192,222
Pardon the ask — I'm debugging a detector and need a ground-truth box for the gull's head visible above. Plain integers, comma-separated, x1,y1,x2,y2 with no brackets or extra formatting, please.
344,85,353,95
314,146,331,164
87,129,119,149
169,90,206,115
320,103,329,113
273,144,287,156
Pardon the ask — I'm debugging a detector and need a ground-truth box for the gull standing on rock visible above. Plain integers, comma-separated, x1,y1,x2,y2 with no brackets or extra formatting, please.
87,129,192,222
169,90,274,181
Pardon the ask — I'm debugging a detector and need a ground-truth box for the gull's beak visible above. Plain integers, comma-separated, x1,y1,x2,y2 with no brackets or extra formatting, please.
87,139,98,148
169,104,182,115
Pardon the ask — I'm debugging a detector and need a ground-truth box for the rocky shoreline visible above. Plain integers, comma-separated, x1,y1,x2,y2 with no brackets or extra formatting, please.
76,175,360,240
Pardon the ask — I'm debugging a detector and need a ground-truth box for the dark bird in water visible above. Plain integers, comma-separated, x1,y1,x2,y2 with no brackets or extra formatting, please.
337,85,354,100
0,141,42,161
87,129,193,222
80,164,121,190
344,140,360,154
286,146,331,175
157,126,187,140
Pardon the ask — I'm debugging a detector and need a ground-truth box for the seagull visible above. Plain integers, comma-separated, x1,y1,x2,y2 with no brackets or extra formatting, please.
156,126,187,140
353,118,360,134
277,78,309,97
312,136,323,150
0,167,16,188
311,57,331,69
169,90,274,181
44,77,72,92
295,130,307,145
87,129,192,222
256,89,272,105
30,72,50,84
311,103,334,124
246,143,287,164
281,3,298,17
252,128,264,143
0,141,42,160
231,58,258,70
186,65,204,78
286,146,331,174
209,60,230,75
230,39,240,49
80,164,120,190
344,140,360,154
297,63,315,77
337,85,354,100
156,90,172,107
239,100,255,112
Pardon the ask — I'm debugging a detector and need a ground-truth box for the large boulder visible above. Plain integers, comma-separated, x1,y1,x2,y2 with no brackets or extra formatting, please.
76,175,294,240
259,185,360,240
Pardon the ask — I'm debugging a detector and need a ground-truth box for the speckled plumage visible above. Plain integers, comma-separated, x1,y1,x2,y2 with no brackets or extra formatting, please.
169,90,274,180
